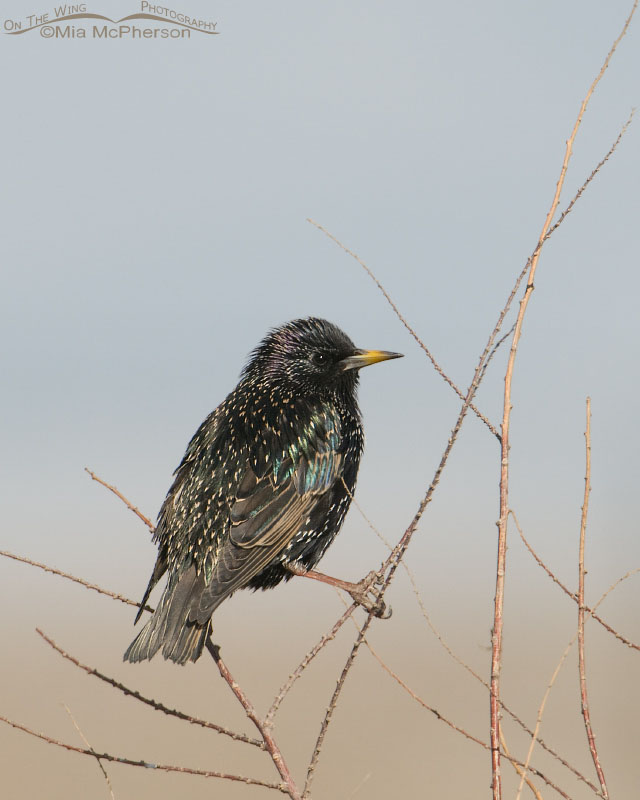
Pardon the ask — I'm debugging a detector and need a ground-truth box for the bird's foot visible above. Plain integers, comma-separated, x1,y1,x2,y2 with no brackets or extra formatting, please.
286,565,391,619
349,571,391,619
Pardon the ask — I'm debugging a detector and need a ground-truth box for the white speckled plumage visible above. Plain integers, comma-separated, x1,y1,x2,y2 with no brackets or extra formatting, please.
124,318,400,665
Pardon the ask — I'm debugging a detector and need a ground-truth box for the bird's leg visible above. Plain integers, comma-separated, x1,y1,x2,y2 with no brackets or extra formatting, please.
286,565,390,618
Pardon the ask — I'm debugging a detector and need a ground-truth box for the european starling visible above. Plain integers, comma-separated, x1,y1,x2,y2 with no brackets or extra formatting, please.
124,317,402,665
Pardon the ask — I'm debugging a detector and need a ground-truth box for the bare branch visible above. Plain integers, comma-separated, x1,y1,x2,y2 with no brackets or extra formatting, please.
302,613,372,797
490,4,638,794
478,325,515,386
302,210,556,794
545,110,635,241
367,641,486,747
265,603,358,729
36,629,262,748
578,400,609,797
307,218,500,439
512,511,640,652
85,468,155,530
515,626,580,800
300,68,637,796
514,564,636,798
0,550,152,614
366,643,575,800
63,703,116,800
206,642,302,800
348,488,602,794
402,558,603,796
0,714,287,793
500,726,543,800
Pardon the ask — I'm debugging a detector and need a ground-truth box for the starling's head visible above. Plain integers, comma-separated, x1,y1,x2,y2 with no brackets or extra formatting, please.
242,317,402,397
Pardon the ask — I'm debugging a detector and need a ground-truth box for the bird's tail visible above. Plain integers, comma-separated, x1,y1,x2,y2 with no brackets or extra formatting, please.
123,567,211,665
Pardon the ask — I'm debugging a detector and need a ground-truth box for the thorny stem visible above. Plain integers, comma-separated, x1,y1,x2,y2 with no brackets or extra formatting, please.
302,85,636,790
512,510,640,651
36,628,263,748
85,468,154,530
499,726,543,800
490,5,637,796
578,399,609,798
365,639,574,800
206,641,302,800
303,263,519,795
62,703,116,800
265,603,358,729
512,560,635,798
361,497,603,796
0,714,287,792
544,110,635,242
307,218,501,440
395,552,604,797
302,205,537,793
0,550,153,614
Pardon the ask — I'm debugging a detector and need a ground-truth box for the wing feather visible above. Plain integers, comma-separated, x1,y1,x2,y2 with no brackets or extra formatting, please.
190,440,342,624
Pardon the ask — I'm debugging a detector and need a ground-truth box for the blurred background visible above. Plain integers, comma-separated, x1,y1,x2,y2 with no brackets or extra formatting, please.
1,1,639,797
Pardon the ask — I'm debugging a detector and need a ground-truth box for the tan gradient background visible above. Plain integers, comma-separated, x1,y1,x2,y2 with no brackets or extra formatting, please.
1,517,639,798
2,0,639,797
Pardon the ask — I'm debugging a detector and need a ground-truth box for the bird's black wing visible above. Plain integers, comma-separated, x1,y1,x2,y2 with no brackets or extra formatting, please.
125,406,346,663
131,406,227,624
189,438,343,625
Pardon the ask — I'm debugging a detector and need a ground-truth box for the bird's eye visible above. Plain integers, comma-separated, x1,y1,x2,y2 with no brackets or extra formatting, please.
312,351,330,367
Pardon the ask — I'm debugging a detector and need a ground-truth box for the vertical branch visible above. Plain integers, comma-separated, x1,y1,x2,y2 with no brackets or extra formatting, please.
490,5,637,797
578,399,608,798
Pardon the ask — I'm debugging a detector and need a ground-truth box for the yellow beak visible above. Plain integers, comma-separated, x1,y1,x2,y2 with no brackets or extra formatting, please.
340,349,404,371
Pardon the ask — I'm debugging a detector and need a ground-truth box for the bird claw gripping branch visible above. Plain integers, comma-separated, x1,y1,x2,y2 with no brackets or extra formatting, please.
349,571,392,619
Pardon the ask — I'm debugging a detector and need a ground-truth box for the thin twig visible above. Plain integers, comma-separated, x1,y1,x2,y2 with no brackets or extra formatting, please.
206,642,302,800
63,704,116,799
401,557,602,795
500,725,543,800
0,550,152,614
302,618,368,797
514,566,637,799
515,630,578,800
307,218,500,440
36,629,262,748
368,642,486,747
0,714,287,792
302,203,566,795
479,325,516,386
512,511,640,652
85,468,155,530
347,772,372,799
577,400,608,797
303,266,523,794
335,587,584,800
545,110,635,241
302,124,618,780
366,643,574,800
264,603,358,729
347,488,601,794
490,5,637,795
